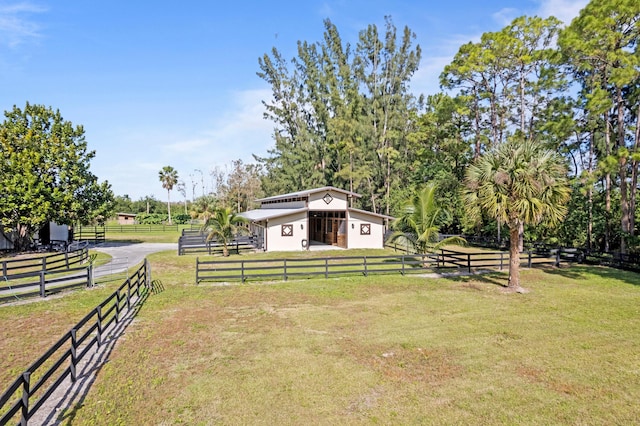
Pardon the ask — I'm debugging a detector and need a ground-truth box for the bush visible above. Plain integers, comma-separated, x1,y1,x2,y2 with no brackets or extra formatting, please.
173,214,191,225
135,213,167,225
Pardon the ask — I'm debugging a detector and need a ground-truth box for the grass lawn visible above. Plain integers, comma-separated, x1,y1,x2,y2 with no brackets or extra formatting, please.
1,248,639,424
104,230,182,244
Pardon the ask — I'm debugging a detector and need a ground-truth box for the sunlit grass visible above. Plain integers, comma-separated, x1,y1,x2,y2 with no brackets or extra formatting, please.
57,253,640,424
1,246,638,424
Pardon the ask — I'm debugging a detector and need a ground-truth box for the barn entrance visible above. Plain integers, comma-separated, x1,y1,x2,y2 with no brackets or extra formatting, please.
309,211,347,248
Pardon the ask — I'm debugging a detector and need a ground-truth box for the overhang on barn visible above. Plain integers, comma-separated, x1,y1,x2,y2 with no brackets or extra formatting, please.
239,187,392,252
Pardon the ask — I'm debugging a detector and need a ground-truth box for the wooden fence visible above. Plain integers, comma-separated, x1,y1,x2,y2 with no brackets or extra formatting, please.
73,227,105,244
195,248,577,283
1,248,88,280
179,231,260,256
0,265,93,303
0,260,151,425
76,224,200,234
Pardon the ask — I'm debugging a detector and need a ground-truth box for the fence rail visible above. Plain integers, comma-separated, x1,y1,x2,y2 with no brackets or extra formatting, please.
73,227,105,244
0,265,93,303
77,224,200,234
179,232,260,256
195,248,576,283
1,248,88,281
0,260,151,425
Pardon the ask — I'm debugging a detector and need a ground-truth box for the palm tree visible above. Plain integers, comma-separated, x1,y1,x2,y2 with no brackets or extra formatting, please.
463,139,570,291
386,184,465,259
204,207,249,257
191,195,218,221
158,166,178,225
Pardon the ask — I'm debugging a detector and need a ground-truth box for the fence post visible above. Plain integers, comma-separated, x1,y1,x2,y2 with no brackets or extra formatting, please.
500,252,504,271
283,259,287,281
20,371,30,426
70,328,77,382
145,258,151,289
195,257,199,283
87,263,94,288
65,251,69,268
401,256,405,275
555,249,561,267
241,261,245,283
42,256,46,273
325,258,329,279
40,271,46,298
126,279,132,311
528,251,532,268
2,260,6,278
97,305,103,349
115,291,121,324
363,256,368,276
467,253,472,274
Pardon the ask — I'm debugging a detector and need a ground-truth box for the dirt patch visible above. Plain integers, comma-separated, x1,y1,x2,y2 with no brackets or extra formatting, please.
341,341,462,384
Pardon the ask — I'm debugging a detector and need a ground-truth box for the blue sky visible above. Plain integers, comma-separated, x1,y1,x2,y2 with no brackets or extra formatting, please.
0,0,588,201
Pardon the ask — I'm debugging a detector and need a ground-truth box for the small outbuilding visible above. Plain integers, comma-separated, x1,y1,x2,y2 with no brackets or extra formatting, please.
239,187,392,252
116,213,137,225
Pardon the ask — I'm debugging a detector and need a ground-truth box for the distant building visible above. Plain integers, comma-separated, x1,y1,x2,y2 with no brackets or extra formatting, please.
116,213,137,225
239,187,392,252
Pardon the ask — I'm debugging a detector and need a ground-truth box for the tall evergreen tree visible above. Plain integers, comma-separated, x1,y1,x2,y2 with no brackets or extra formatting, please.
559,0,640,254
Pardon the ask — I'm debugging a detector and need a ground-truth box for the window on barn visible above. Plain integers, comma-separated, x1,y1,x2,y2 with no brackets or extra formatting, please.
281,224,293,237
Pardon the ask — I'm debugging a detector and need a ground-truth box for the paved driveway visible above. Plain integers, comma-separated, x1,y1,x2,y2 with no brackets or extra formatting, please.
93,242,177,275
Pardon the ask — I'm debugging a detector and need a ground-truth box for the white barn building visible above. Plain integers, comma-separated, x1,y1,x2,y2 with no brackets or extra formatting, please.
240,187,392,252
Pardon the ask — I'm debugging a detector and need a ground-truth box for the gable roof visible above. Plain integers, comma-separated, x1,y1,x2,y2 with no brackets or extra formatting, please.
255,186,361,203
348,207,394,220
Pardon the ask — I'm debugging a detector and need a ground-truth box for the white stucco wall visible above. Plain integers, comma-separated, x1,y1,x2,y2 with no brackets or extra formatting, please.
347,210,385,249
308,190,348,211
265,211,309,252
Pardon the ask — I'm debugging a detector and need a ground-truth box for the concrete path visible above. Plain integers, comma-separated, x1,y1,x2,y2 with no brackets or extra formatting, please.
93,242,177,275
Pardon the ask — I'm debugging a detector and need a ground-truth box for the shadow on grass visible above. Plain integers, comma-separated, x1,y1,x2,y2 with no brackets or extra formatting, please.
441,270,508,288
542,264,640,287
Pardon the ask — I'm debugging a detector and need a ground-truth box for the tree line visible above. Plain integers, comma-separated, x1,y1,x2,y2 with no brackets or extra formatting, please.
255,0,640,254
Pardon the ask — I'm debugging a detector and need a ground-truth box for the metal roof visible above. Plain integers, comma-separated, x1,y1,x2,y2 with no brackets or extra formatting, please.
255,186,361,203
238,208,308,222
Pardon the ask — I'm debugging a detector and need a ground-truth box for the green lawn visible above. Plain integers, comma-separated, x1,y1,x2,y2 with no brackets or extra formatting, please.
1,249,639,424
104,229,182,243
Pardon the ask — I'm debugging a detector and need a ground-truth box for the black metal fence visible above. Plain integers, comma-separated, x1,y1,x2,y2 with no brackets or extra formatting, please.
0,260,151,425
195,248,575,283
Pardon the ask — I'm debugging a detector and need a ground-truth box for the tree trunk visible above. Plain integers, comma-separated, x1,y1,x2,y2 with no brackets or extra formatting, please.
630,103,640,239
617,88,629,254
15,224,32,252
167,189,172,225
604,112,611,252
508,223,521,289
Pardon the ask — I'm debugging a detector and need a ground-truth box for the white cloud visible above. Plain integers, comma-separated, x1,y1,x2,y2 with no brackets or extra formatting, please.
0,2,46,47
493,7,520,26
535,0,588,25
